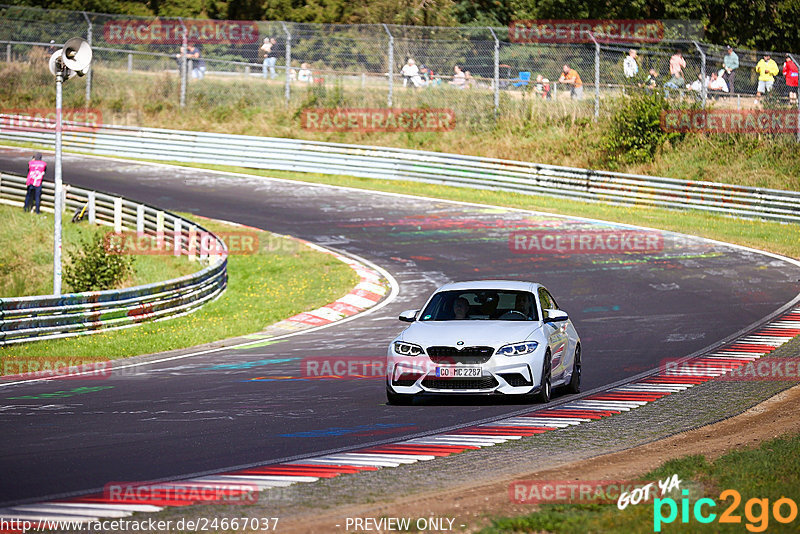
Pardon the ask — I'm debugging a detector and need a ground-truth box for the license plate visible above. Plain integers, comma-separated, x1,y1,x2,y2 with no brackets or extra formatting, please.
435,366,481,378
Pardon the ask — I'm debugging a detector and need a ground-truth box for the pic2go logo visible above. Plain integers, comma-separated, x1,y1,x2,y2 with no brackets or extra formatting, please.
654,489,798,532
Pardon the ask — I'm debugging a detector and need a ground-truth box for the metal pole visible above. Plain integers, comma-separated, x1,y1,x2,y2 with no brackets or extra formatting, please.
590,33,599,120
693,41,706,109
53,71,63,295
488,27,499,117
179,18,187,108
791,54,800,143
6,43,10,62
83,12,92,105
383,24,393,107
281,22,291,106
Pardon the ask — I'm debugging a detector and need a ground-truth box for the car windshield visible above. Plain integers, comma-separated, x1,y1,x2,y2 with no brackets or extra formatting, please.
419,290,538,321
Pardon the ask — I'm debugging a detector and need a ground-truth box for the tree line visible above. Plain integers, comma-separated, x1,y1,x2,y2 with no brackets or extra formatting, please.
7,0,799,53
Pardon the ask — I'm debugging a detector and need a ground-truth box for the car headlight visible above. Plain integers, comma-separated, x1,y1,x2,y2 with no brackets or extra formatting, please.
393,341,424,356
497,341,539,356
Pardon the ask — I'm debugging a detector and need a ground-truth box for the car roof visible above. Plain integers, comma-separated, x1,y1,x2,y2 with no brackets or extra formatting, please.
434,280,540,292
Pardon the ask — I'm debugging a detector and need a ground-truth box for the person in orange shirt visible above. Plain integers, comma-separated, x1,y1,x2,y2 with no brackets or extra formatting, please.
558,64,583,99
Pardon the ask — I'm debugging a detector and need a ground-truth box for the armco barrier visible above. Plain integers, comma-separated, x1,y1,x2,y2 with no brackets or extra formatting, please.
1,116,799,222
0,172,227,345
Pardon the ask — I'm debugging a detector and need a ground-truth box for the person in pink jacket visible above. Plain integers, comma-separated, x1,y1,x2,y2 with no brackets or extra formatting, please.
24,153,47,214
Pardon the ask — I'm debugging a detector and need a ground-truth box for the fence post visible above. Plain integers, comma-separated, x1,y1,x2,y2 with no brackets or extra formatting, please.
6,43,11,62
281,22,291,106
791,54,800,143
88,191,96,224
173,217,182,256
488,27,499,117
82,12,92,105
156,211,165,249
590,33,600,120
127,53,132,72
693,41,706,109
179,18,187,108
383,24,393,107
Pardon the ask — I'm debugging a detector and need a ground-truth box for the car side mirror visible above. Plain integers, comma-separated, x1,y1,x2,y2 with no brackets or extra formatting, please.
544,309,568,323
399,309,419,322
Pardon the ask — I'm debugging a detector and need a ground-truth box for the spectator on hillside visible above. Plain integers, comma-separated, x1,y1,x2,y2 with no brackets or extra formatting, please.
259,37,277,79
297,62,312,83
464,70,477,88
783,54,798,105
401,58,424,88
419,64,433,85
449,65,466,88
755,52,779,105
642,68,659,93
24,153,46,214
187,43,205,79
708,71,729,93
687,72,706,93
623,49,639,80
669,50,686,79
558,64,583,99
722,45,739,93
664,72,685,98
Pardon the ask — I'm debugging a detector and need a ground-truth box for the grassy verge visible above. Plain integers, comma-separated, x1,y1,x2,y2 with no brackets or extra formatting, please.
0,216,358,362
480,432,800,533
2,61,799,191
0,203,195,297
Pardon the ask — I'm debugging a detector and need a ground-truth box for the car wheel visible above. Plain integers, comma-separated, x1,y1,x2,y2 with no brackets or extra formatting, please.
566,344,581,394
386,387,415,405
534,351,552,403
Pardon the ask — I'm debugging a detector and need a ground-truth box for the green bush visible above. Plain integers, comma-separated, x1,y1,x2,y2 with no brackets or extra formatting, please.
64,232,134,293
601,91,684,167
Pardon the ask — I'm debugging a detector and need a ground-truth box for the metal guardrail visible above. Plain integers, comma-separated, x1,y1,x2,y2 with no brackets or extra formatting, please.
0,171,227,345
1,117,798,223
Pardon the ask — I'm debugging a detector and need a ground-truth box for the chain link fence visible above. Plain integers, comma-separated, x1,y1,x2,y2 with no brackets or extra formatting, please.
1,4,798,135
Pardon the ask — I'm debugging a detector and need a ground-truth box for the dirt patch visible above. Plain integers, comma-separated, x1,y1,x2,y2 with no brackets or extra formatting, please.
276,383,800,533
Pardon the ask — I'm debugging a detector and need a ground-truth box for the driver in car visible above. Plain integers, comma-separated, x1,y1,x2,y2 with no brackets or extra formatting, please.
453,297,470,320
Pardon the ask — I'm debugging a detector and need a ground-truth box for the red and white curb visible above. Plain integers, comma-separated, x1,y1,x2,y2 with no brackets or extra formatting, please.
2,307,797,530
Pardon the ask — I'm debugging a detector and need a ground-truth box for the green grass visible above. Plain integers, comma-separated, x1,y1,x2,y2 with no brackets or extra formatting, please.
0,203,196,297
0,216,358,363
480,433,800,533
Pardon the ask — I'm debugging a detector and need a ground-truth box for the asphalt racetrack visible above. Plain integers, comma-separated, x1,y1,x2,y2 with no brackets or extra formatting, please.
1,149,799,505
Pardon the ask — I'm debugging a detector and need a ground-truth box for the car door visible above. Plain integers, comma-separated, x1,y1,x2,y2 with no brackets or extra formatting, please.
539,287,569,379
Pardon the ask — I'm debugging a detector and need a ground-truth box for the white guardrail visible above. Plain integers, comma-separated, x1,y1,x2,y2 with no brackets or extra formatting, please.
1,116,799,223
0,171,227,346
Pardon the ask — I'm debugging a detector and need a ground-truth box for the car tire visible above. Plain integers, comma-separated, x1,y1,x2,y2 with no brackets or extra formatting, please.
533,351,552,403
566,344,581,394
386,387,415,405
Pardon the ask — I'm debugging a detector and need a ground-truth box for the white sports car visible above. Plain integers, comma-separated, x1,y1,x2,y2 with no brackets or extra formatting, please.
386,280,581,405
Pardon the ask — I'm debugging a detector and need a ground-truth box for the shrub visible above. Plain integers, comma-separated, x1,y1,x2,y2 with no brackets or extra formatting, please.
601,91,684,167
64,232,134,293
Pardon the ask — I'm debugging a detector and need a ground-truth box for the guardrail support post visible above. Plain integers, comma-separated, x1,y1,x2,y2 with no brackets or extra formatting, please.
127,53,132,73
383,24,393,107
83,12,93,105
88,191,96,224
136,204,144,234
488,27,500,118
281,22,291,106
6,44,10,62
156,210,165,249
693,41,707,109
113,197,123,233
173,217,182,256
188,225,198,261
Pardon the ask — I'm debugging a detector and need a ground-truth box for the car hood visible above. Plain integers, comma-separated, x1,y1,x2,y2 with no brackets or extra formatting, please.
399,321,542,348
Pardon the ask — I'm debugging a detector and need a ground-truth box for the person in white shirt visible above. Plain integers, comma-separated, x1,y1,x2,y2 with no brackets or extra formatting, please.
449,65,466,88
297,62,312,83
623,49,638,80
708,71,729,93
401,58,424,88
